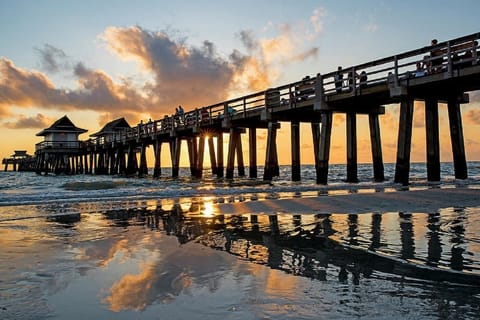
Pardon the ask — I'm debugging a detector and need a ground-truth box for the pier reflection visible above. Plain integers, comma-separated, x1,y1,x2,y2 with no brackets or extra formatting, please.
96,199,480,287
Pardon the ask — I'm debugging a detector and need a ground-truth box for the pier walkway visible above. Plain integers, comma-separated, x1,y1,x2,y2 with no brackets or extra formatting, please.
28,32,480,185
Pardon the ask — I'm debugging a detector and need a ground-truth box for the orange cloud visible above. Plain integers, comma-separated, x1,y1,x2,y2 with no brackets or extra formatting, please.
2,13,322,128
465,109,480,125
3,113,55,129
0,58,149,119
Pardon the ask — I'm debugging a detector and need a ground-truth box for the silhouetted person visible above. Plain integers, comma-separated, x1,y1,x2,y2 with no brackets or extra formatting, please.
359,71,367,89
430,39,443,73
334,66,343,93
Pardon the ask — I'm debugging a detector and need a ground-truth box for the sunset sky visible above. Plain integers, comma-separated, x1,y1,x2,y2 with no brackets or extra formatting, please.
1,0,479,166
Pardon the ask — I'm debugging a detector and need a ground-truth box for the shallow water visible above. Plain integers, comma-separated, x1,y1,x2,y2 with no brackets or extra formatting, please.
1,163,480,319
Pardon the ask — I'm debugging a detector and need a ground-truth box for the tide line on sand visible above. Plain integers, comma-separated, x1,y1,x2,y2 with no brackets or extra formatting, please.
215,187,480,215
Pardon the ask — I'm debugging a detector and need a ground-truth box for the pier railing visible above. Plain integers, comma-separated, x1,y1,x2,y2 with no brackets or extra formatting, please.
35,141,85,151
36,32,480,152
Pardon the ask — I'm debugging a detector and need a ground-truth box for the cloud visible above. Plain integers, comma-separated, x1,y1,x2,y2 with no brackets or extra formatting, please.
0,58,149,117
364,20,378,33
1,11,322,128
34,44,70,73
103,24,319,107
310,8,326,34
465,109,480,125
3,113,54,129
103,26,241,112
413,107,425,128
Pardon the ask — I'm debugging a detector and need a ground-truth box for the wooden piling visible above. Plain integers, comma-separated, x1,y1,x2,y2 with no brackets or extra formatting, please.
226,128,237,179
208,136,217,175
109,150,117,175
315,112,332,184
216,133,224,177
394,98,414,185
291,121,301,181
117,149,126,175
153,140,162,177
196,135,205,178
346,112,358,183
89,152,94,174
447,97,468,179
249,127,257,178
236,132,245,177
263,122,278,181
126,144,137,175
187,137,197,176
369,114,385,182
139,143,148,176
425,98,441,181
172,137,181,178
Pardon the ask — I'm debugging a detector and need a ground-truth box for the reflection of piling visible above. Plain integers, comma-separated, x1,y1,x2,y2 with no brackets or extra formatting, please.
249,128,257,178
291,122,301,181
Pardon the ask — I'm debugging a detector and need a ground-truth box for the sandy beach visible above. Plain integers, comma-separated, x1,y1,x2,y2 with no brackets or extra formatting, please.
216,186,480,214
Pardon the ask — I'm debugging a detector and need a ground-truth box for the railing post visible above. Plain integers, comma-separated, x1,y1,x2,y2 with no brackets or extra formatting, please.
314,73,324,111
447,41,453,77
394,56,399,87
473,41,478,64
243,97,246,118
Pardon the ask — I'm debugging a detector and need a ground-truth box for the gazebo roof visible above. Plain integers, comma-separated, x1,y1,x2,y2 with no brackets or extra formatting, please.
36,115,87,136
90,117,131,137
10,150,30,158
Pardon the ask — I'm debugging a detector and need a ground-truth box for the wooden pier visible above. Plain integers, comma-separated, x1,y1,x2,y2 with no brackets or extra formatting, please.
7,32,480,185
2,151,35,172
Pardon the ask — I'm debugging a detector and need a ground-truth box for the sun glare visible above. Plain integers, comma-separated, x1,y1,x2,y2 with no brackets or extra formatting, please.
201,197,217,218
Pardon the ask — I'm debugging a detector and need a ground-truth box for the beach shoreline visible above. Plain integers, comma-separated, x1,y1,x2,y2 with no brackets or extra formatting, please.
215,186,480,215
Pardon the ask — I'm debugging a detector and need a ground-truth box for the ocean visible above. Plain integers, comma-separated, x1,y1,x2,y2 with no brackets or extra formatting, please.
1,162,480,319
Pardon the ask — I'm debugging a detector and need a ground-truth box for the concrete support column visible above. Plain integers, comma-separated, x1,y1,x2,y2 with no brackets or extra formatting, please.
394,98,414,185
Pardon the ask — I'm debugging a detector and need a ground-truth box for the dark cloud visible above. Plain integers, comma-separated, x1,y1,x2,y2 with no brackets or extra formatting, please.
238,30,257,51
34,44,69,73
104,26,236,111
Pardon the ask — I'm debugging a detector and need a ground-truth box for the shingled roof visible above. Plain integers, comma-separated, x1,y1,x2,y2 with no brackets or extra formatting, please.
90,117,131,137
36,115,87,136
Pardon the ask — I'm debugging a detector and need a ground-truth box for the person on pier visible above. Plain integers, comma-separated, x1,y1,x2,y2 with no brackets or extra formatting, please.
429,39,443,73
414,62,426,77
359,71,367,89
347,71,357,92
334,66,344,93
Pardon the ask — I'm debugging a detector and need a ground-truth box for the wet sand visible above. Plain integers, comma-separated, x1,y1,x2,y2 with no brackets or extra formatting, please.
216,187,480,214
